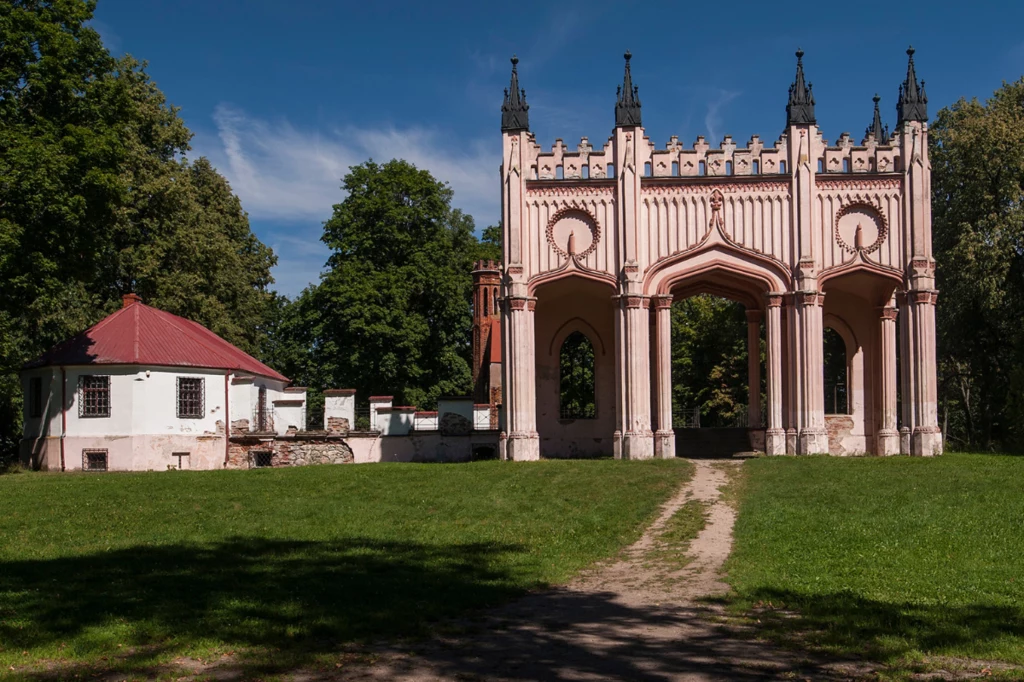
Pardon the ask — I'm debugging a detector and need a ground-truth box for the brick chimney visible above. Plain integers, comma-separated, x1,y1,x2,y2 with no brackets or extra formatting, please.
122,293,142,308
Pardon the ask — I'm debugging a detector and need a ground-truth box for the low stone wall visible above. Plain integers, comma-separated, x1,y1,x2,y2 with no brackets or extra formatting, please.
228,434,353,468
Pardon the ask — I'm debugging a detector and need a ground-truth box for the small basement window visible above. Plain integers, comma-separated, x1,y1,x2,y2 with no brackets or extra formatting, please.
251,450,273,468
29,377,42,418
83,449,108,472
79,375,110,418
177,377,205,418
173,452,190,470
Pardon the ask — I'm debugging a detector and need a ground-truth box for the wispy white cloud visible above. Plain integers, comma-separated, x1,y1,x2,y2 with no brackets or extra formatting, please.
201,104,499,225
192,105,501,296
704,89,741,145
87,18,121,54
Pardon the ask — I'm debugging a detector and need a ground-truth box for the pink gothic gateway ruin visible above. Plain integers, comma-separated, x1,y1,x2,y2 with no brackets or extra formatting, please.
495,49,941,460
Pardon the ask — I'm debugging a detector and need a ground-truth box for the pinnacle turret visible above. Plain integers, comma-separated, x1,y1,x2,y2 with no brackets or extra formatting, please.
785,48,816,127
896,46,928,125
865,94,890,144
615,50,642,127
501,55,530,132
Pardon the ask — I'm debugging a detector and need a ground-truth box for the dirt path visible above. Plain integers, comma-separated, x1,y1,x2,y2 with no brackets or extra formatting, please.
342,459,870,681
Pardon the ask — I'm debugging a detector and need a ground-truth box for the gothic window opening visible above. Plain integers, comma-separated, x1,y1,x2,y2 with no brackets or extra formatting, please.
582,164,590,179
671,161,679,176
177,377,205,418
559,331,596,419
79,375,110,418
823,327,849,414
607,163,615,178
780,160,787,174
556,165,564,179
725,160,733,175
752,160,760,174
698,161,706,176
644,162,652,177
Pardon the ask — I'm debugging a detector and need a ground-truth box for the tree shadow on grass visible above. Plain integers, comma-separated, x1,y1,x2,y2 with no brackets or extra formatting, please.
0,536,531,678
719,587,1024,665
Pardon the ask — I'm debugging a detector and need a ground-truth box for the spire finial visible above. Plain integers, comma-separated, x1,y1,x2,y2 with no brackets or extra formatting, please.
615,49,642,127
865,93,889,144
501,54,529,132
786,48,816,127
897,45,927,125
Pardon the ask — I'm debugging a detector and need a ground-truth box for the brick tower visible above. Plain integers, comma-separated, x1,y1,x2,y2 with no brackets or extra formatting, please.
471,259,502,427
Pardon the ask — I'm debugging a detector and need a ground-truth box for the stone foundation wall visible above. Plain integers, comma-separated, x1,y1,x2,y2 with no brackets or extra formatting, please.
227,435,353,468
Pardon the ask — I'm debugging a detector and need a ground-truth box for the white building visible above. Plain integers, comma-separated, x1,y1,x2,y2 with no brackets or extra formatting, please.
20,294,306,471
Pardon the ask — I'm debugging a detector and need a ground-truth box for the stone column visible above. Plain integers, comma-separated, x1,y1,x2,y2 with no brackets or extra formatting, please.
897,291,915,454
911,290,942,456
506,296,539,460
765,294,786,455
653,295,675,458
617,294,654,459
877,302,899,455
745,309,762,428
797,291,828,454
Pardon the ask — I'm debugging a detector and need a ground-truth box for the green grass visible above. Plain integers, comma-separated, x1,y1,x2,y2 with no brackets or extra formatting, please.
725,453,1024,674
646,499,708,571
0,459,691,678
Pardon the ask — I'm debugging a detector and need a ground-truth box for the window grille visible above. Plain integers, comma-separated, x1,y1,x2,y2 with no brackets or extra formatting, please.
177,377,205,418
79,375,110,418
172,452,190,470
83,449,108,471
28,377,42,418
559,331,597,419
251,450,273,468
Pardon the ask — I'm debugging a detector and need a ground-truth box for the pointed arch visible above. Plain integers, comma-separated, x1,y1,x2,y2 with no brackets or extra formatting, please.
559,331,597,419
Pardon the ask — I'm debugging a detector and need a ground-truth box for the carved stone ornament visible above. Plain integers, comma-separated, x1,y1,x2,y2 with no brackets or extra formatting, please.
652,294,673,309
835,200,888,255
708,189,725,231
880,306,898,321
766,293,784,308
546,205,601,259
815,177,901,191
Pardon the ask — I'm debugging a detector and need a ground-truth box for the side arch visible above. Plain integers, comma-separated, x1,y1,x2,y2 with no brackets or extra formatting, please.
548,317,608,357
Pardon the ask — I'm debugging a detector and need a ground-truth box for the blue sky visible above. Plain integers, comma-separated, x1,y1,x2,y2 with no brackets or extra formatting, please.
90,0,1024,297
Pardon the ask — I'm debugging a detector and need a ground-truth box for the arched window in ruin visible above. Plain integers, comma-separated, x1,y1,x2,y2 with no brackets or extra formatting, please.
559,331,596,419
823,327,849,414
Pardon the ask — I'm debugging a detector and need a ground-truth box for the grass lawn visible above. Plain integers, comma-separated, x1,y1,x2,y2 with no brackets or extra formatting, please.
0,458,691,679
725,453,1024,674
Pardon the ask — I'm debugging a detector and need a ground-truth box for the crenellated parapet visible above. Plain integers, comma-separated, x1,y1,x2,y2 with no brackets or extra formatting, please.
500,48,930,292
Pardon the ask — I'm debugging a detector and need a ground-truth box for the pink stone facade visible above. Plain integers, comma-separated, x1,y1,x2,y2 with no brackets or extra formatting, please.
498,50,941,460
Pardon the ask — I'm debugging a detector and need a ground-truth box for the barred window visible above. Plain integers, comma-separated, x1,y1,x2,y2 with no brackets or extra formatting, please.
79,375,110,418
83,449,108,471
251,450,273,468
28,377,43,418
177,377,205,418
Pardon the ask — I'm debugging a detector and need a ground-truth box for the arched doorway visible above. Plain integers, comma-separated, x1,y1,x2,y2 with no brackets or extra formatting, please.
644,245,791,457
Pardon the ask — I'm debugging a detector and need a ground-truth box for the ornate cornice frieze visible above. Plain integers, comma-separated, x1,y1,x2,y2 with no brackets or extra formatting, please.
814,177,901,191
526,185,615,199
640,180,791,196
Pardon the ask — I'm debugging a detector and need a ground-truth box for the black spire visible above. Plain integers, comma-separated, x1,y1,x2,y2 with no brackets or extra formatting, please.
501,55,529,132
865,94,890,144
785,48,816,126
615,50,642,127
896,46,928,125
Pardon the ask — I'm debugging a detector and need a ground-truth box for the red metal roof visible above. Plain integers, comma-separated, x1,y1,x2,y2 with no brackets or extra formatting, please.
25,297,289,382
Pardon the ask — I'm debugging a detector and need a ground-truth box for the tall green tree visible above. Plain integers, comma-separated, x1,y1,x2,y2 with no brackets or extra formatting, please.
0,0,275,460
931,78,1024,451
670,295,752,428
291,159,480,410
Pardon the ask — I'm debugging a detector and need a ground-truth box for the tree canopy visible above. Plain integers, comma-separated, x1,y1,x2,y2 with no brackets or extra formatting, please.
930,78,1024,451
274,159,487,413
0,0,276,460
